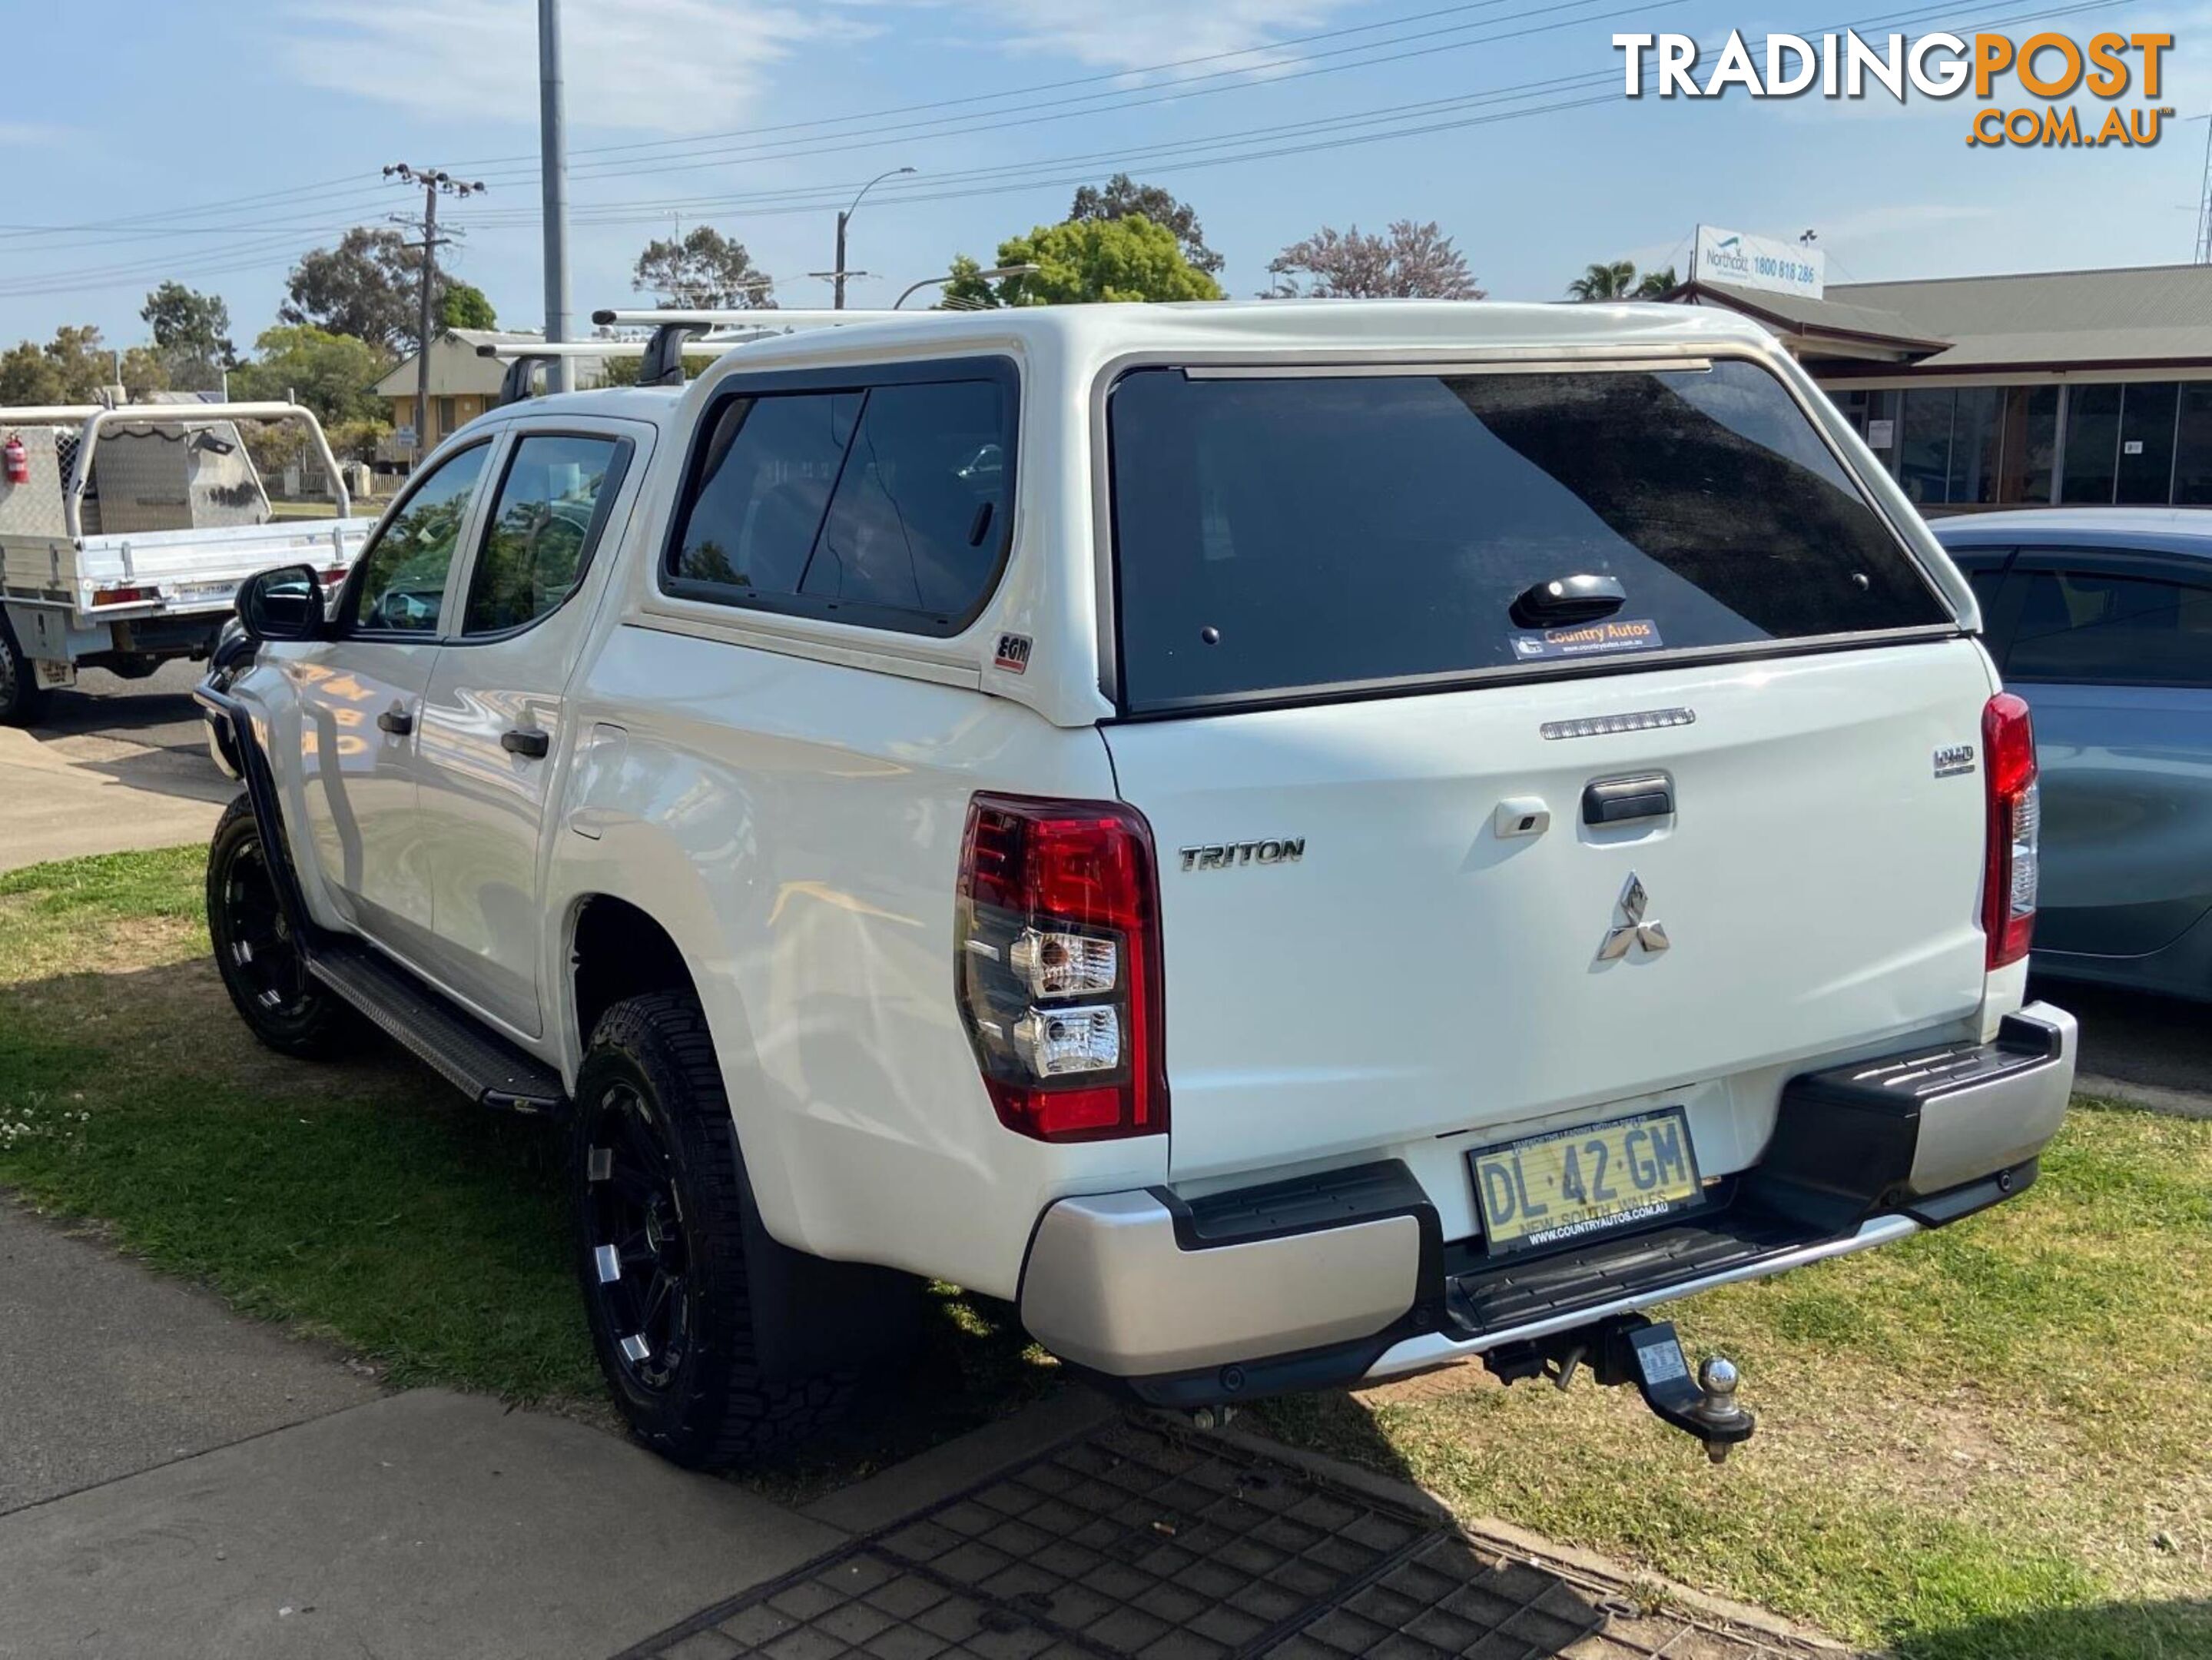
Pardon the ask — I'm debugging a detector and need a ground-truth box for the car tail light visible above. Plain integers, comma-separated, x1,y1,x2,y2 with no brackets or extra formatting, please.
1982,692,2039,970
955,793,1166,1141
91,584,158,607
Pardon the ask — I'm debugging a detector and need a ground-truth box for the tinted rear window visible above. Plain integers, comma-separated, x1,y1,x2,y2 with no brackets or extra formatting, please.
663,358,1016,637
1107,360,1952,712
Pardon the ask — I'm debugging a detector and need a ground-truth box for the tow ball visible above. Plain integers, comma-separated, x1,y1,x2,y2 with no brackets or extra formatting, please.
1485,1314,1755,1463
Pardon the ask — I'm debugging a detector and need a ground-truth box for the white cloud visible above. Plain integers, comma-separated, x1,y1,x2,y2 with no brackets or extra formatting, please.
960,0,1355,71
0,122,75,148
282,0,868,134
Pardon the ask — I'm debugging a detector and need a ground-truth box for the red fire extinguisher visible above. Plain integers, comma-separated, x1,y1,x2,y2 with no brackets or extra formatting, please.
2,434,26,487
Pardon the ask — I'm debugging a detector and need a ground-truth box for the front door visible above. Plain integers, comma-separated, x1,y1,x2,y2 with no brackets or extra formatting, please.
288,440,493,961
412,423,646,1037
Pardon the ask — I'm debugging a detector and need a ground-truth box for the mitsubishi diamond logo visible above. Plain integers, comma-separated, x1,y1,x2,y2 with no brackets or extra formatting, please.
1597,872,1670,961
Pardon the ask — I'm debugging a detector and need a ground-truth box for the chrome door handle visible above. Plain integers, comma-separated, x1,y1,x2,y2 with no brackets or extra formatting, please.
376,706,413,736
501,728,550,759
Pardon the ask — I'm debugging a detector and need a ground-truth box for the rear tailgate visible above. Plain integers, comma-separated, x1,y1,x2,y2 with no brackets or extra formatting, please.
1099,350,1991,1184
1105,640,1995,1177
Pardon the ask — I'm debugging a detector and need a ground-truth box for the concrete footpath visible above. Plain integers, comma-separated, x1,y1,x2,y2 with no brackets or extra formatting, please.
0,1203,843,1660
0,1202,1829,1660
0,663,230,872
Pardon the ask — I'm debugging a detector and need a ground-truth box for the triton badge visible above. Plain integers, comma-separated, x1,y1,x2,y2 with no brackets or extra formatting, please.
1179,839,1304,872
1598,872,1670,961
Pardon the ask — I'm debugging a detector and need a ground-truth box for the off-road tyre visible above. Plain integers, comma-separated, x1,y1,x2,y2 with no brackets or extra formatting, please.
572,993,873,1469
0,614,47,727
206,795,360,1059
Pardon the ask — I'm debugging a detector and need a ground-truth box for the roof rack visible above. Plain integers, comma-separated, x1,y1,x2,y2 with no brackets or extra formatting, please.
592,307,924,390
480,307,949,407
476,340,655,407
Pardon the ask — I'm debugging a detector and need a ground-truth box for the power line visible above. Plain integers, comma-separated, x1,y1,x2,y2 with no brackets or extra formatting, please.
464,0,2131,228
438,0,1591,168
0,0,2139,300
0,0,1558,244
459,0,1659,191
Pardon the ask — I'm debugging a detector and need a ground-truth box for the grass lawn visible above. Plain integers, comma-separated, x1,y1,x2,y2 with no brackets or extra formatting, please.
0,845,1056,1498
1261,1103,2212,1658
2,846,2205,1650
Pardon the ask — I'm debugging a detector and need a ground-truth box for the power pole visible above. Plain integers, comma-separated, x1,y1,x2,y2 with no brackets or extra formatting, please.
2194,111,2212,264
384,164,486,463
828,166,916,310
539,0,574,390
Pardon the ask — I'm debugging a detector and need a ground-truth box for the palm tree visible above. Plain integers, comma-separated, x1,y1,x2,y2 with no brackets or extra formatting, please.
1567,259,1638,301
1633,266,1679,299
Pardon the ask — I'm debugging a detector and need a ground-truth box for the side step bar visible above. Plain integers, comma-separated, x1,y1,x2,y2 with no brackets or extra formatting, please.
310,941,565,1114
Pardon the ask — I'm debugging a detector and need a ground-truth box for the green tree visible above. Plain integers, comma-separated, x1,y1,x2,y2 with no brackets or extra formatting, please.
280,228,430,350
943,216,1223,307
1567,260,1640,300
1068,175,1222,276
441,281,498,330
140,282,235,364
0,326,116,402
117,346,171,400
598,352,716,387
1633,265,1679,299
0,340,68,405
227,326,391,427
632,227,775,308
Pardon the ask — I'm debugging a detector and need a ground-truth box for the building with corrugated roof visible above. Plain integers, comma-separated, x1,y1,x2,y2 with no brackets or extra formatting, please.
1670,264,2212,513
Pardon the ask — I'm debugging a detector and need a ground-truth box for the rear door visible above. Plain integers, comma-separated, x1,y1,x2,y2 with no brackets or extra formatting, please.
1096,356,1992,1180
1993,548,2212,958
411,421,648,1036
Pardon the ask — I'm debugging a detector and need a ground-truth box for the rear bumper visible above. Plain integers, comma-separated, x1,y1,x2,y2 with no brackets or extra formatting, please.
1017,1001,2075,1405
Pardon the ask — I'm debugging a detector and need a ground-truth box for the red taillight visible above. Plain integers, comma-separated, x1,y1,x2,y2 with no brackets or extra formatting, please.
91,584,158,607
1982,692,2040,970
956,793,1166,1142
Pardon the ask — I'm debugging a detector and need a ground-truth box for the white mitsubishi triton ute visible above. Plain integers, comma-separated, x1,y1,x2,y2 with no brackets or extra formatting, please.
198,300,2075,1468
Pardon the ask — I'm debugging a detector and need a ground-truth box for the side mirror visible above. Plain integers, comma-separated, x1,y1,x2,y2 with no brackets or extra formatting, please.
236,563,327,642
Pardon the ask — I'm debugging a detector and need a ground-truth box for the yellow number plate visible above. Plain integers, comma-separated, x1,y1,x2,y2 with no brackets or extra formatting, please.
1470,1107,1703,1254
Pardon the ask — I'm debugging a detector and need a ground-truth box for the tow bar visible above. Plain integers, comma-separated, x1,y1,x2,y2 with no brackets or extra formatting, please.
1484,1314,1755,1463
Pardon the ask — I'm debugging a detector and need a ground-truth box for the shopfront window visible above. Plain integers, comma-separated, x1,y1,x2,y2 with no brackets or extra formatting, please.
1897,389,1952,505
2061,385,2121,503
2177,385,2212,506
1830,380,2207,508
1997,387,2058,504
1831,387,1899,457
1947,387,2004,505
2116,382,2180,505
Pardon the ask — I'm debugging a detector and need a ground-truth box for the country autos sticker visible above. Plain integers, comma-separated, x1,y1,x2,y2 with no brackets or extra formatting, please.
1510,618,1664,660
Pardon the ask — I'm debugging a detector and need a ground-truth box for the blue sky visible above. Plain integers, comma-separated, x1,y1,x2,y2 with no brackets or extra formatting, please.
1,0,2205,350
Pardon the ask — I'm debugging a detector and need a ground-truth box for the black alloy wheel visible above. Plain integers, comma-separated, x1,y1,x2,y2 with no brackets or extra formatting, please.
205,795,358,1059
221,837,309,1018
579,1080,695,1393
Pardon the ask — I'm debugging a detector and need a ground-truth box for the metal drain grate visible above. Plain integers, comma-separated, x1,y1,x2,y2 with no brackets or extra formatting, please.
620,1418,1637,1660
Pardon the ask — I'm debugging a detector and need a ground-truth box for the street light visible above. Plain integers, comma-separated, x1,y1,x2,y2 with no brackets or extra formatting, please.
833,166,917,310
894,264,1041,309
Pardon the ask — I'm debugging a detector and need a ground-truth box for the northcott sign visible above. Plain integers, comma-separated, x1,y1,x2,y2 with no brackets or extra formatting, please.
1691,225,1825,300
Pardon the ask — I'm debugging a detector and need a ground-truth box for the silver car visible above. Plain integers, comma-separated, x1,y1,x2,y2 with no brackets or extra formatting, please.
1933,508,2212,1001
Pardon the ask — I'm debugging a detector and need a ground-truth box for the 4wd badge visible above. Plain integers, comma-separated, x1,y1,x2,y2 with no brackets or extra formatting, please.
993,633,1032,674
